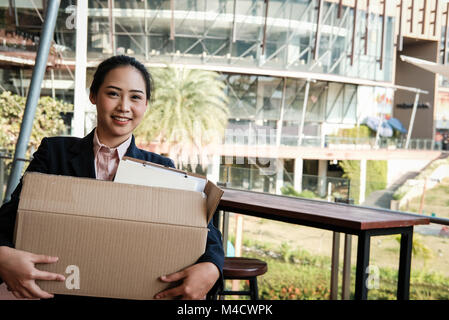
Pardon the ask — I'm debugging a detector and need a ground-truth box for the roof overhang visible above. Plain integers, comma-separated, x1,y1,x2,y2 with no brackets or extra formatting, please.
400,55,449,79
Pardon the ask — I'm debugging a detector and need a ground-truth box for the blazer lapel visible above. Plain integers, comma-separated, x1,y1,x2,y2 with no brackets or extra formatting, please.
124,135,144,160
69,129,96,178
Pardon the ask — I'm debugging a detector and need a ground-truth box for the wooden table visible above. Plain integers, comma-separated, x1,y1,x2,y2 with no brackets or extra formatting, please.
216,188,430,300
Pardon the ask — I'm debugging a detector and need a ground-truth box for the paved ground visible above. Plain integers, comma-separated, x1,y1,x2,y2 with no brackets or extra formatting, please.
362,170,420,209
362,189,395,208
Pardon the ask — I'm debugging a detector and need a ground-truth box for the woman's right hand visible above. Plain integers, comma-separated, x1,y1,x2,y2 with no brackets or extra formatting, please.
0,246,65,299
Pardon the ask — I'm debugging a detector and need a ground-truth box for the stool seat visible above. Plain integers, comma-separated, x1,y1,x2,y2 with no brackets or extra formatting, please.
223,257,268,279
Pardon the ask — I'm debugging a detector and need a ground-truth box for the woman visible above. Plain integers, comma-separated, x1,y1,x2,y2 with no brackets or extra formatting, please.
0,55,224,300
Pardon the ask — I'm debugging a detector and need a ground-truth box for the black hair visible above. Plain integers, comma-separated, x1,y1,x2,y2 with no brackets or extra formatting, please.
90,55,152,100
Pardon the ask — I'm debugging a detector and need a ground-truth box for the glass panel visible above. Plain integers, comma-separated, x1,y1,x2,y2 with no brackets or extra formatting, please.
261,0,291,68
87,17,111,58
283,78,306,126
114,0,145,9
115,34,146,56
146,0,170,56
224,74,258,120
231,0,265,66
255,76,283,122
326,83,344,123
167,0,233,64
89,0,109,9
306,81,327,123
342,84,357,124
146,0,170,10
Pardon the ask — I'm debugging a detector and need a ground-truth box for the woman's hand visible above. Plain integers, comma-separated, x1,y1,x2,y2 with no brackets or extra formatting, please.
154,262,220,300
0,246,65,299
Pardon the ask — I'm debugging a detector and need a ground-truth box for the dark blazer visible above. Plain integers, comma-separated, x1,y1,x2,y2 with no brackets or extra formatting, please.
0,129,224,298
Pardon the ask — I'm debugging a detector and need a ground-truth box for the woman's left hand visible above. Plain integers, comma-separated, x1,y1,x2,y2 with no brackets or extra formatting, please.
154,262,220,300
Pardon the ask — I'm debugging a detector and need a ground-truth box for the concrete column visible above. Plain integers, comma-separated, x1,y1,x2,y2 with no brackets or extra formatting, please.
359,159,367,204
294,157,303,192
207,154,221,184
318,160,328,197
72,1,88,137
275,159,284,195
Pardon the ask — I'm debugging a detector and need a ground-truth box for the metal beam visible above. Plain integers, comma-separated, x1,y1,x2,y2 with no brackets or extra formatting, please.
72,0,88,138
408,0,415,33
5,0,60,203
312,6,350,71
261,0,269,56
405,91,420,149
397,0,403,51
298,79,313,146
314,0,324,60
338,0,343,19
419,0,427,34
349,0,358,66
108,0,115,54
276,78,287,147
364,0,370,55
170,0,175,40
430,0,438,36
378,0,386,70
231,0,237,43
444,3,449,64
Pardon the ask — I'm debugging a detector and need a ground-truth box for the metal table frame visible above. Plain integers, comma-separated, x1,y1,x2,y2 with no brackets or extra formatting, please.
215,208,416,300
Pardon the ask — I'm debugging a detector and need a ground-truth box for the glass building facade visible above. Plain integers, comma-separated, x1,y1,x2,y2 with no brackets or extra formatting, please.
0,0,397,144
71,0,394,81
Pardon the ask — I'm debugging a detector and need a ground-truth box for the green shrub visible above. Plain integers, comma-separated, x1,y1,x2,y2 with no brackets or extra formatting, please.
336,124,373,138
339,160,361,203
366,160,387,196
226,237,449,300
279,242,293,263
339,160,387,204
393,191,406,200
280,185,317,199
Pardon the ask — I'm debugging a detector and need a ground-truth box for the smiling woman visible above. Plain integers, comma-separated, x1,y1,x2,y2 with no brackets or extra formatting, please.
0,55,224,301
89,55,151,148
90,66,148,147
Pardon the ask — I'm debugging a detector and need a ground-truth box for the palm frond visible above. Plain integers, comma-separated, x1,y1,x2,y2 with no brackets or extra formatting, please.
135,65,229,167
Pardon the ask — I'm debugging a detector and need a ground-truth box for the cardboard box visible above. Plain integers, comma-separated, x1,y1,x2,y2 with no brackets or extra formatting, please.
13,160,223,300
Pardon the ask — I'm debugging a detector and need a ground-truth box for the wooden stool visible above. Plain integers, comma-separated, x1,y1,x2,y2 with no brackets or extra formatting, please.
218,257,268,300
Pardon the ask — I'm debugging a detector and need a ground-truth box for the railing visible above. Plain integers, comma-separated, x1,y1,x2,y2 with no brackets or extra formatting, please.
219,165,350,200
223,132,443,151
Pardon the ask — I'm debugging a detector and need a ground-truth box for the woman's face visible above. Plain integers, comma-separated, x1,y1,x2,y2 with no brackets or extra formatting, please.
89,65,148,147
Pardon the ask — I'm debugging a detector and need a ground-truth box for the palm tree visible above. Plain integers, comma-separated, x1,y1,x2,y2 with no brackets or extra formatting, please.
135,66,229,169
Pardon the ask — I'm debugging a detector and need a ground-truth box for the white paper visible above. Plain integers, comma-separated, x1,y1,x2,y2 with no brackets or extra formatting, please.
114,159,206,193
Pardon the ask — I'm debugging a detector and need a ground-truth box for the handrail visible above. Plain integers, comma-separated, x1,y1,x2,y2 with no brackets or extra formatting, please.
223,132,443,151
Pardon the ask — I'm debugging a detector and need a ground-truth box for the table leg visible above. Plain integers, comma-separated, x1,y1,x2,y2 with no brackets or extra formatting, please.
330,232,340,300
342,234,352,300
397,227,413,300
355,231,370,300
222,211,229,256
